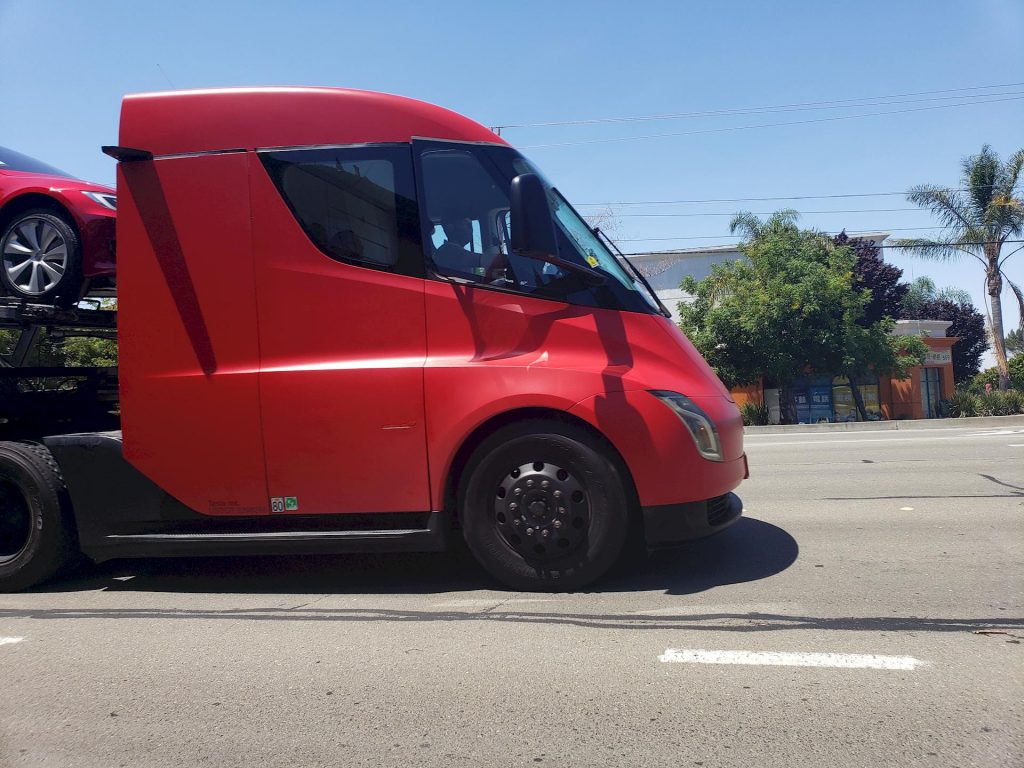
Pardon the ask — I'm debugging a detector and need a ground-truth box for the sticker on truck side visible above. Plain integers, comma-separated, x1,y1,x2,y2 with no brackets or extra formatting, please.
270,497,299,513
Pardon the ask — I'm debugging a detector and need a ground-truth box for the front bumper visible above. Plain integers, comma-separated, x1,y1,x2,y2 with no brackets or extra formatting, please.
642,491,743,548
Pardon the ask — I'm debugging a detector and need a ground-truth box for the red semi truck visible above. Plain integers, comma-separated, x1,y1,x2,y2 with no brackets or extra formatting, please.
0,87,747,592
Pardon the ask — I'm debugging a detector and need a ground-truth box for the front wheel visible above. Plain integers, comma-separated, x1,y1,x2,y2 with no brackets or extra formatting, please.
460,420,630,591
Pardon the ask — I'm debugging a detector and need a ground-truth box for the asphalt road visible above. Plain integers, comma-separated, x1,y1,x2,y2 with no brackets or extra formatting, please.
1,424,1022,767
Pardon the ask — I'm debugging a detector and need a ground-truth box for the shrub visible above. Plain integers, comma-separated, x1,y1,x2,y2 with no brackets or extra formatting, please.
740,401,771,426
977,390,1024,416
944,390,979,418
1003,390,1024,414
968,358,1024,393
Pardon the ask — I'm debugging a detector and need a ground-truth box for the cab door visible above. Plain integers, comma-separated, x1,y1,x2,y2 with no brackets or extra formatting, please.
249,144,430,515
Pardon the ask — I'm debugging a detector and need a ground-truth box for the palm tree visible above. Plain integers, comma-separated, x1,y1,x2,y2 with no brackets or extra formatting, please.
895,145,1024,390
729,208,801,240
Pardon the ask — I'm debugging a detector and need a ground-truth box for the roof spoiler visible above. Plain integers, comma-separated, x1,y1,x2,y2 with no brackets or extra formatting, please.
102,145,153,162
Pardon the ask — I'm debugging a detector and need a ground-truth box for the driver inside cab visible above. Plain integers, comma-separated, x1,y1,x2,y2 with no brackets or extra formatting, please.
432,216,507,283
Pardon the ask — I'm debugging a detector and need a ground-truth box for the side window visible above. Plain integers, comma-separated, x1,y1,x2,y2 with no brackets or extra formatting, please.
259,145,422,273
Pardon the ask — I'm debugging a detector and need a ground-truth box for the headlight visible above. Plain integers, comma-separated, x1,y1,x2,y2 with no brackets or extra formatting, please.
82,191,117,211
649,390,723,461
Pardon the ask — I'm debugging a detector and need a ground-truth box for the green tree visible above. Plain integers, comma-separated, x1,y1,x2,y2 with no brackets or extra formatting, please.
900,276,989,383
1006,328,1024,357
678,211,926,423
895,144,1024,390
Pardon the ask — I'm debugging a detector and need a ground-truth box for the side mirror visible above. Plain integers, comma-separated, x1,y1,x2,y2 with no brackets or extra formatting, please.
510,173,558,260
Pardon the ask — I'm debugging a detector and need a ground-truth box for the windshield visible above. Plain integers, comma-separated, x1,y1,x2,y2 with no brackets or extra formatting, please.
511,157,663,314
416,141,663,315
0,146,71,177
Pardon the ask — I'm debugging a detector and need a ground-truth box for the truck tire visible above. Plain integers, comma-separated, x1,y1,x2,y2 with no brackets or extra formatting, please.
460,420,629,591
0,442,77,592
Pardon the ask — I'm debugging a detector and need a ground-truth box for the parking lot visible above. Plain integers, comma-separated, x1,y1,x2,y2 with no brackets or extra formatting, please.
1,423,1021,767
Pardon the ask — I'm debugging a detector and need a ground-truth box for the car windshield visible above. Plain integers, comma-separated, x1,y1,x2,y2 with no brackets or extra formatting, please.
0,146,71,177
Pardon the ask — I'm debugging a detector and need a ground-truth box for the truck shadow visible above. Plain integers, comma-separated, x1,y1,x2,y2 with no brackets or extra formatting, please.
37,517,797,597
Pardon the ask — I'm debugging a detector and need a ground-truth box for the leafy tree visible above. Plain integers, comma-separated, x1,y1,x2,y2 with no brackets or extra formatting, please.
0,328,116,367
1006,328,1024,357
895,144,1024,390
678,211,926,423
900,276,988,383
901,276,972,315
833,231,907,325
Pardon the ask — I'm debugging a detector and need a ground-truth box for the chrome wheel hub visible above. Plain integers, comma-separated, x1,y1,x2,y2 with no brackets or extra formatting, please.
2,217,68,295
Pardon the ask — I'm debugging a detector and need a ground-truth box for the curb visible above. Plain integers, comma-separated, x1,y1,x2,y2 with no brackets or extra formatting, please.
743,413,1024,435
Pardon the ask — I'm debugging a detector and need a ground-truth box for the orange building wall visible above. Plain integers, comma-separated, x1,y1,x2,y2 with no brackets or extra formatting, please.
885,336,957,420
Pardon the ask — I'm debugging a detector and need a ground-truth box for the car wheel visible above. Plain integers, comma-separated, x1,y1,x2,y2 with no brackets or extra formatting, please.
0,209,81,303
460,420,630,591
0,442,77,592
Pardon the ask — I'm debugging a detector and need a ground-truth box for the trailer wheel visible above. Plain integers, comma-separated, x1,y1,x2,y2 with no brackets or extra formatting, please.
0,442,77,592
460,420,629,591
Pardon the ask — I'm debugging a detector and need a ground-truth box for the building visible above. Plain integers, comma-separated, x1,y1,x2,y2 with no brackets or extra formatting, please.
627,234,959,422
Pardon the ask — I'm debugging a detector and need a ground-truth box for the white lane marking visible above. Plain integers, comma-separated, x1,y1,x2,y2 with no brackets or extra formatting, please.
0,637,25,647
659,649,927,670
1009,444,1024,448
747,434,1017,447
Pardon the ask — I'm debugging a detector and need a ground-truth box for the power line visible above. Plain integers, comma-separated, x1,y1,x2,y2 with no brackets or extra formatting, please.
622,240,1024,256
493,82,1024,130
596,207,925,218
575,189,971,207
615,226,957,242
520,95,1024,149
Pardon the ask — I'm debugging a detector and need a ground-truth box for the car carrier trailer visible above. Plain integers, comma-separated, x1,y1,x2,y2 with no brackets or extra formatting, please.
0,87,747,593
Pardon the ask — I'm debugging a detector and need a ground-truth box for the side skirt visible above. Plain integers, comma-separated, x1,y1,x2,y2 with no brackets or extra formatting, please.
43,432,447,562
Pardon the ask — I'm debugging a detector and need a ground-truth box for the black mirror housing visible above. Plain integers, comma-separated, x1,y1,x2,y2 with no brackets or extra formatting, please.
510,173,558,260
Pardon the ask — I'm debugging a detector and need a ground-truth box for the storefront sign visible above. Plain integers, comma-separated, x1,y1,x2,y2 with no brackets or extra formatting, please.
925,349,952,365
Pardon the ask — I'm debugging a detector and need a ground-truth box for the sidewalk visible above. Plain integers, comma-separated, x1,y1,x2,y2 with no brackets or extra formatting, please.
743,413,1024,435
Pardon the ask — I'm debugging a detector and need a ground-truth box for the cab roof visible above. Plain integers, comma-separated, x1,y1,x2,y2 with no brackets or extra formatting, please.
118,87,508,157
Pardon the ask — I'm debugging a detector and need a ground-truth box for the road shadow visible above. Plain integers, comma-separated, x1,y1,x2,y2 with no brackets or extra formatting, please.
31,517,797,597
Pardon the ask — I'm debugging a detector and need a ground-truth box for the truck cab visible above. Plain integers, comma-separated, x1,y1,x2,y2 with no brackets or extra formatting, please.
0,87,746,592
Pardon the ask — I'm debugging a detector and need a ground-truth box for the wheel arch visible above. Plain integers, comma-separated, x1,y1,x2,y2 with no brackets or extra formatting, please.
0,193,81,239
441,406,642,532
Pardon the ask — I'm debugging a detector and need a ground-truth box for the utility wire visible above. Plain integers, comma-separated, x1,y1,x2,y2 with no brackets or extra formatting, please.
575,189,972,207
621,239,1024,256
615,226,991,243
601,207,925,218
492,82,1024,130
520,95,1024,149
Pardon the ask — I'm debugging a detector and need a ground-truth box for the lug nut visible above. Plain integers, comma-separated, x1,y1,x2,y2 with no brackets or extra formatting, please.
514,487,523,496
526,479,534,488
541,480,550,489
553,490,562,499
509,502,518,511
542,529,549,538
526,527,534,536
513,519,521,527
553,520,562,529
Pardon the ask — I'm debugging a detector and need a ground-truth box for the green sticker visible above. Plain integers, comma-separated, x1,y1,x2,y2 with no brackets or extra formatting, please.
285,496,299,511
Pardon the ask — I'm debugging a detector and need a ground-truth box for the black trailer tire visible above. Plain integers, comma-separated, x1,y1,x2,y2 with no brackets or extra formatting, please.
0,442,77,592
0,209,82,304
460,420,629,591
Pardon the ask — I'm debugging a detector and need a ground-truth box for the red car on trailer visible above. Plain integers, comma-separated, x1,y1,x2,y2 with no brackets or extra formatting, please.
0,87,747,592
0,147,116,302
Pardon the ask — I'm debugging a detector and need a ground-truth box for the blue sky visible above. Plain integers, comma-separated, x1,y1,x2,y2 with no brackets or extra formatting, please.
1,0,1021,343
